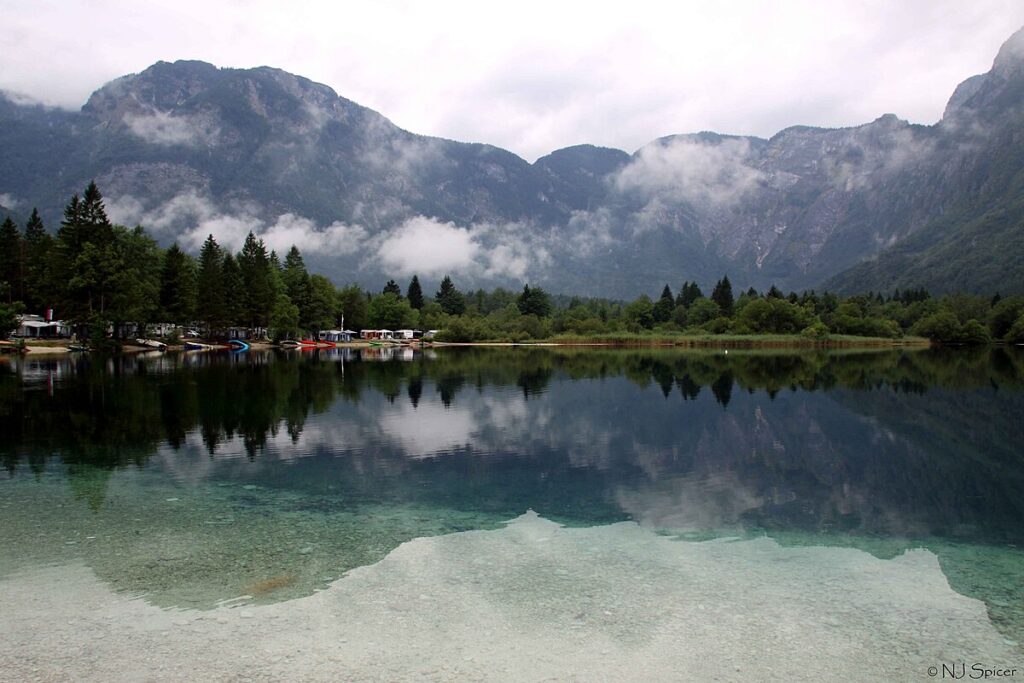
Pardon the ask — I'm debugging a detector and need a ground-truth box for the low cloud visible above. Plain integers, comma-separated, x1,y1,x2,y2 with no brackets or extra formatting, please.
376,216,479,276
124,109,219,147
108,191,548,283
0,192,19,209
375,216,552,281
824,124,938,192
613,136,766,207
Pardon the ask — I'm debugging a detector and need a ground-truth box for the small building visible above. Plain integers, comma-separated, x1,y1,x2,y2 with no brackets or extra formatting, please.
360,329,395,341
146,322,178,338
319,329,353,343
16,315,71,339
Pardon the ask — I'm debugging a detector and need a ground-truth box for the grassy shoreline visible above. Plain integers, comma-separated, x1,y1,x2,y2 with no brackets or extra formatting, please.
433,333,932,348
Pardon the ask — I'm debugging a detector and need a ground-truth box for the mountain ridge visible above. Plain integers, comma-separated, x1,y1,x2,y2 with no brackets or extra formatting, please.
2,28,1024,297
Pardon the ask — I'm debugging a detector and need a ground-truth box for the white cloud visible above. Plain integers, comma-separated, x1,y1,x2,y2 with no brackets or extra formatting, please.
376,216,479,277
614,137,765,207
124,109,218,146
0,193,19,209
107,192,544,281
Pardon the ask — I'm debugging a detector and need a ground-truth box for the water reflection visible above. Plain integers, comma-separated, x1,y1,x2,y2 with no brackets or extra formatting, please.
1,347,1023,639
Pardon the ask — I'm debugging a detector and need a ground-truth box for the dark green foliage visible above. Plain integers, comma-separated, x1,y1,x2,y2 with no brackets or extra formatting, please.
0,301,20,339
407,275,424,310
337,284,369,330
22,209,52,313
282,246,313,327
159,244,196,325
196,235,226,332
624,295,654,330
0,216,22,304
435,275,466,315
711,276,734,316
959,320,991,345
1008,315,1024,344
306,275,338,331
912,312,964,344
382,279,402,298
734,298,812,334
684,299,720,327
269,293,300,341
368,292,416,329
677,281,703,308
238,232,274,328
516,284,552,318
989,297,1024,339
653,285,674,323
221,253,245,326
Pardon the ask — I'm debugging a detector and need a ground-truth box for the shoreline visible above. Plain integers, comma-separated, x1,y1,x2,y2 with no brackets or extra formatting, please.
7,334,933,355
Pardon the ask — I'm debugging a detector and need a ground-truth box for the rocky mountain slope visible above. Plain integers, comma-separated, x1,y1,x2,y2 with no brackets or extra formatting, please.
2,28,1024,297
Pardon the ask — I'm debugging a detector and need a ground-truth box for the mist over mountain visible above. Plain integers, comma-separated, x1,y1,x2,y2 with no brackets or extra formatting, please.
2,28,1024,297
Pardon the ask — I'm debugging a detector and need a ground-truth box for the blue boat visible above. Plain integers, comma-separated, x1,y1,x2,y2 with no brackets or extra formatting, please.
228,339,250,351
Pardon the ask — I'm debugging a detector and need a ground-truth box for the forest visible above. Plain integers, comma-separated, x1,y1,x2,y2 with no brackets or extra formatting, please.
2,182,1024,346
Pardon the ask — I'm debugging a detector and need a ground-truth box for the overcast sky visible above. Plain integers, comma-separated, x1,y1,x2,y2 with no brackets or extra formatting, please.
3,0,1024,161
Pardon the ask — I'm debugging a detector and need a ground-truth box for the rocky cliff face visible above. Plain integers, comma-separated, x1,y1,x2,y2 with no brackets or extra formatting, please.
2,28,1023,296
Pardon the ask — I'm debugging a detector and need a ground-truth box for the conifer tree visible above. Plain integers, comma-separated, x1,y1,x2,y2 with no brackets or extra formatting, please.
0,216,22,304
55,182,120,322
711,276,734,316
197,235,226,332
159,244,197,325
653,284,675,323
23,208,51,313
435,275,466,315
238,232,273,328
382,279,402,298
222,253,245,327
516,284,552,317
407,275,424,310
678,281,704,308
282,245,312,325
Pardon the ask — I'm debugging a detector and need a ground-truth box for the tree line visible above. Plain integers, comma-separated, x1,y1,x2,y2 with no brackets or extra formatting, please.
2,182,1023,345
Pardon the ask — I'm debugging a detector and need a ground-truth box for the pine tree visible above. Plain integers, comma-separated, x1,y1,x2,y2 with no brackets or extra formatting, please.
382,279,403,298
197,235,226,332
222,253,244,327
55,183,119,322
678,281,704,308
407,275,424,310
0,216,22,304
516,284,552,317
435,275,466,315
238,232,273,328
653,284,674,323
159,244,197,325
282,245,312,326
23,208,51,313
711,276,734,316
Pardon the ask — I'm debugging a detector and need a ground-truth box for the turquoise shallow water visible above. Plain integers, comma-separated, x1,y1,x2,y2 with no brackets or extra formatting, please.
1,346,1023,652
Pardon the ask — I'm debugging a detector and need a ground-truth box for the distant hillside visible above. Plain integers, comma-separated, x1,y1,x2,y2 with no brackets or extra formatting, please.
2,29,1024,297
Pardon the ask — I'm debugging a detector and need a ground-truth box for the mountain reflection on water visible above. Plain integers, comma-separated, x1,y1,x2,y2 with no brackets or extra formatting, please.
1,346,1023,642
2,347,1022,543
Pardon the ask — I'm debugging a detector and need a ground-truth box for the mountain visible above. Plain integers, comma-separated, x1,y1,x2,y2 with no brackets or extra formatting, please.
2,29,1024,298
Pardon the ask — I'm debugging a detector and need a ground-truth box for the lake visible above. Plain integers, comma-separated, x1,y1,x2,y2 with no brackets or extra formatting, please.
1,346,1022,681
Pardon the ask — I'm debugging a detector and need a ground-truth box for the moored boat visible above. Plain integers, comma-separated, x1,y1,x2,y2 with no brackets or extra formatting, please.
135,338,167,350
228,339,250,351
